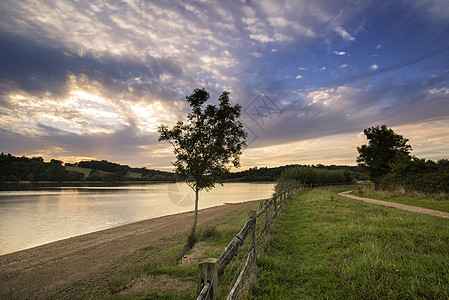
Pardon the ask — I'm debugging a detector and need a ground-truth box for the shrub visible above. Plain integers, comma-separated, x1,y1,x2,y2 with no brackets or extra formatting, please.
277,165,352,186
380,158,449,195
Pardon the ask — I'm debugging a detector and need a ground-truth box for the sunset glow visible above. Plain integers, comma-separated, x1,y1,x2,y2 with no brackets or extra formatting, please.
1,0,448,169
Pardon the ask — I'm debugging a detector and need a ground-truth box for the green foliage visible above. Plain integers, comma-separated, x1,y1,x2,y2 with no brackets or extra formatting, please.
110,291,196,300
227,165,290,181
380,158,449,195
251,188,449,299
356,125,448,195
196,225,220,241
0,154,175,182
277,165,353,189
158,88,247,191
0,153,84,182
356,125,412,187
228,164,365,182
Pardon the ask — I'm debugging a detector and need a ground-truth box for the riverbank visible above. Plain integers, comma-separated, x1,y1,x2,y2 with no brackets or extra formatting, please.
0,201,259,299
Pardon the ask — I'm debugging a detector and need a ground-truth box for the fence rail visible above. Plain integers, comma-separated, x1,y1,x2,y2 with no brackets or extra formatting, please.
197,182,352,299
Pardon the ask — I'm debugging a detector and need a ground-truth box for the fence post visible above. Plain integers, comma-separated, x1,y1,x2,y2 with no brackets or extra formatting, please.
265,199,270,231
197,258,218,300
249,210,256,263
279,193,283,207
273,196,278,217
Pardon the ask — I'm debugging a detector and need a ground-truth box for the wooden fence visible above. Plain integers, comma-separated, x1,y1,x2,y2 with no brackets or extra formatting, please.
196,185,303,300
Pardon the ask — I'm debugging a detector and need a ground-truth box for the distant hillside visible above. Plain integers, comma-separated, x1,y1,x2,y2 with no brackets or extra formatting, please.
69,160,175,182
0,153,84,182
1,153,366,183
0,153,175,182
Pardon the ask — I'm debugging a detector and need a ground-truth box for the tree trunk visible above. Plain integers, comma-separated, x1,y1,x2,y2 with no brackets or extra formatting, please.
191,186,199,237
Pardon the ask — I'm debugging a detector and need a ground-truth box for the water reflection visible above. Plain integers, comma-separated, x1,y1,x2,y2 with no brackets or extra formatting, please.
0,182,274,255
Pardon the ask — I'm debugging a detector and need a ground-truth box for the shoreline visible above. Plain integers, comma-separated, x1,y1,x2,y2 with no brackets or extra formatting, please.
0,200,259,298
0,198,262,257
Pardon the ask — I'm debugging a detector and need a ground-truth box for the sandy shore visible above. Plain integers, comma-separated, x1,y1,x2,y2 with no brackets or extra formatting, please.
0,201,257,299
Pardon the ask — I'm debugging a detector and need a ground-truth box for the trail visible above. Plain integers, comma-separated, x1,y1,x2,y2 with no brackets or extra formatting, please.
338,191,449,219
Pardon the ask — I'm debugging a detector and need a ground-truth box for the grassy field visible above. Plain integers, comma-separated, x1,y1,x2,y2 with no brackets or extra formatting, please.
353,186,449,213
250,186,449,299
65,165,94,177
65,165,142,179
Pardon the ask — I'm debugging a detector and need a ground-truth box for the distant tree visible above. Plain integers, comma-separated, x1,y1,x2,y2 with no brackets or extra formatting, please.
356,125,412,188
50,159,63,165
87,169,102,181
158,88,247,240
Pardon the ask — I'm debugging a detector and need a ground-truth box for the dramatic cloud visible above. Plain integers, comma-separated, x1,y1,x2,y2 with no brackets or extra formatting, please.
0,0,448,168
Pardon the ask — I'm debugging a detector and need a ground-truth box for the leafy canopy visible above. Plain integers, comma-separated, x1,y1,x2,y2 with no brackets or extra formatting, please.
357,125,412,187
158,88,247,192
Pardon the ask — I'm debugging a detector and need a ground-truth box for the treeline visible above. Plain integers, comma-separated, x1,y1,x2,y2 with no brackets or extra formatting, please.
278,165,353,185
0,154,175,182
227,164,364,182
0,153,84,182
227,165,291,181
72,160,175,182
381,158,449,194
1,153,365,184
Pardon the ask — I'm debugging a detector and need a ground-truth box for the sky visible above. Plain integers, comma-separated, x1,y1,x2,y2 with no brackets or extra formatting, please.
1,0,449,171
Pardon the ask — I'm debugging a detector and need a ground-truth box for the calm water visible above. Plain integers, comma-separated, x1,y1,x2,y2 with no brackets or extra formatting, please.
0,182,274,255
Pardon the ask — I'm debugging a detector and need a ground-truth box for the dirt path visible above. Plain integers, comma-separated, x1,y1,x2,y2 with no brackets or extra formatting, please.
338,191,449,219
0,202,257,299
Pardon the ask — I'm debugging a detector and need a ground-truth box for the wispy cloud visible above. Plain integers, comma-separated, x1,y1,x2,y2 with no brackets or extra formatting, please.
335,26,355,41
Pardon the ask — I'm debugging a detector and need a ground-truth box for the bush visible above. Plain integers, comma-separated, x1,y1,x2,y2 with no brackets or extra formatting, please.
277,165,353,186
380,158,449,195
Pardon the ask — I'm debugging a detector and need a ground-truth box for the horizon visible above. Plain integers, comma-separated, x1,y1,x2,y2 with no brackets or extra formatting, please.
1,1,448,170
1,152,364,173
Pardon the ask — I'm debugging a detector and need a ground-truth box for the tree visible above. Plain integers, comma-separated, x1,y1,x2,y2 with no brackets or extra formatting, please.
158,88,247,238
356,125,412,188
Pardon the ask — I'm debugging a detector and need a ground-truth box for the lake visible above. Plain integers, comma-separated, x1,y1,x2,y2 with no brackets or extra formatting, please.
0,182,274,255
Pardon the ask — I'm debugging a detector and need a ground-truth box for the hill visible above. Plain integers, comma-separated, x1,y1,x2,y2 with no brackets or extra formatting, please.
0,153,175,182
0,153,366,183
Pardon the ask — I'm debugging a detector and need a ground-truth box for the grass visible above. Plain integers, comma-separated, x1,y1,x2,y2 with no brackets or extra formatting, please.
353,185,449,213
250,186,449,299
65,165,94,177
65,166,142,179
110,291,196,299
